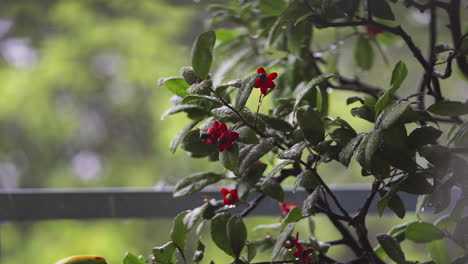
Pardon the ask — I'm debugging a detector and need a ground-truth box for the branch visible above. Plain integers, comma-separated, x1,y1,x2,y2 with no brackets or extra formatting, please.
320,17,431,74
433,52,455,79
317,198,363,257
350,181,380,225
447,0,468,79
241,167,300,217
402,0,449,12
333,75,385,99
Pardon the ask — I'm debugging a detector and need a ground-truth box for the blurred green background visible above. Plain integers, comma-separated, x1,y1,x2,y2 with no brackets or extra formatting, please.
0,0,465,263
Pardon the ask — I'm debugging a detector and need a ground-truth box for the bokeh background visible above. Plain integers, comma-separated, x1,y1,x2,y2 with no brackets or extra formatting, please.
0,0,466,263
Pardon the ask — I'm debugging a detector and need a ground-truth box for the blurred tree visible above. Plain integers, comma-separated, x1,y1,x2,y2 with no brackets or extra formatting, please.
0,0,201,188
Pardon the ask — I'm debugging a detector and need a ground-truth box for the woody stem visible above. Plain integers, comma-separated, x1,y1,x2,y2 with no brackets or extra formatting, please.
254,93,263,128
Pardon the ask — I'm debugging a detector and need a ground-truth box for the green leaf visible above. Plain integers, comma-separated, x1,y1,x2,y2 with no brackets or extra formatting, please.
297,106,325,145
161,104,205,120
294,12,316,26
180,66,198,85
235,126,259,144
294,169,320,191
214,79,242,94
192,241,205,263
173,172,223,198
160,77,189,97
261,177,284,202
182,95,221,105
376,100,412,130
123,252,146,264
220,143,239,172
266,161,293,178
387,193,405,219
211,212,234,257
211,106,266,130
191,31,216,79
294,74,334,110
339,134,364,167
282,207,303,226
377,187,403,217
171,211,189,250
271,223,295,260
427,101,468,116
170,119,202,153
246,241,257,263
330,127,356,146
302,188,320,216
180,129,217,156
398,172,433,195
238,138,275,174
354,35,374,70
153,242,176,264
278,142,306,160
187,79,212,95
371,0,395,20
240,162,267,187
408,126,442,148
235,73,258,110
364,129,383,169
227,215,247,258
405,222,445,243
351,105,375,122
347,96,365,105
375,61,408,115
258,113,294,132
376,234,406,264
259,0,286,16
183,204,208,231
427,240,451,264
390,61,408,89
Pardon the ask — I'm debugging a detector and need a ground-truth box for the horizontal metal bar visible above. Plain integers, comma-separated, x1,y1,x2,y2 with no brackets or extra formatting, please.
0,185,419,221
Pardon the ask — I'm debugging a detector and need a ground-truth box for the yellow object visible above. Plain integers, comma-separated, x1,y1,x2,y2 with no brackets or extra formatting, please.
54,255,108,264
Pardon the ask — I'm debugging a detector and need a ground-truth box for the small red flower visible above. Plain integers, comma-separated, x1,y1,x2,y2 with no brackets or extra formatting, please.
202,122,239,152
254,67,278,95
218,130,239,152
221,188,239,205
284,233,314,264
365,24,384,37
280,202,297,217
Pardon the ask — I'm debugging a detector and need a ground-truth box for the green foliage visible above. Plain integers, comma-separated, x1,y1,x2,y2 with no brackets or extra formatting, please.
153,242,176,264
211,212,234,257
191,31,216,79
8,0,465,263
376,234,406,264
123,253,145,264
226,215,247,258
354,35,374,70
405,222,445,243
